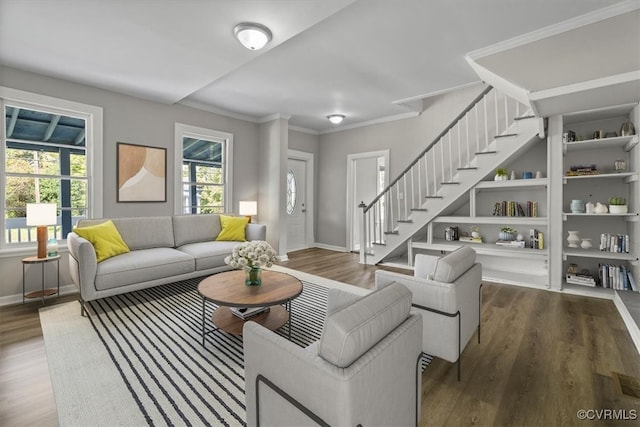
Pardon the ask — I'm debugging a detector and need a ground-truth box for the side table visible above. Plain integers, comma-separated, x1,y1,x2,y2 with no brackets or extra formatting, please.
22,255,61,304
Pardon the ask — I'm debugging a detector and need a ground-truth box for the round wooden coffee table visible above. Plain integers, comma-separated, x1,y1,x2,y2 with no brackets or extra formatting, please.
198,270,302,344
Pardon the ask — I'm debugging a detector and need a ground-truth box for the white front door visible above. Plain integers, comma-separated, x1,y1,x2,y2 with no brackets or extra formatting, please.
286,157,308,252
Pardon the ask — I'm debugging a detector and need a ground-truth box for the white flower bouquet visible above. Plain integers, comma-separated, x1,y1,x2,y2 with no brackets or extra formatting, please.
224,240,278,270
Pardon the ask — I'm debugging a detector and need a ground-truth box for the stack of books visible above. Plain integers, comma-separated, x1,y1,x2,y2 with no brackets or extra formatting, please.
529,229,544,250
566,164,598,176
566,273,596,287
230,306,269,319
459,236,483,243
495,240,525,248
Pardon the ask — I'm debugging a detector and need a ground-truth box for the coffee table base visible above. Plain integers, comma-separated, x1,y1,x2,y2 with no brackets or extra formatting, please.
213,305,289,336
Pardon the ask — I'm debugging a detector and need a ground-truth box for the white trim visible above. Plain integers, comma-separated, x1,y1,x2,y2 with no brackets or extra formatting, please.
466,0,640,60
465,57,532,108
614,291,640,356
346,149,390,252
287,149,315,251
313,242,348,252
174,123,233,215
258,113,292,123
0,86,103,253
528,71,640,101
319,112,419,135
288,125,319,135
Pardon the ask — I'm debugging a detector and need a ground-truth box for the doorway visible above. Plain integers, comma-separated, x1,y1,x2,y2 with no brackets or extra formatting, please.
346,150,389,252
286,150,314,252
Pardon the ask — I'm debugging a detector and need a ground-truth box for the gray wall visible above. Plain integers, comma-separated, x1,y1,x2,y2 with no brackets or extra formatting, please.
316,84,486,249
0,65,261,302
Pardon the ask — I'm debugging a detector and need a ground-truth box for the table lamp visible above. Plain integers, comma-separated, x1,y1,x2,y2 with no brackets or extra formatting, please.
239,201,257,223
26,203,57,258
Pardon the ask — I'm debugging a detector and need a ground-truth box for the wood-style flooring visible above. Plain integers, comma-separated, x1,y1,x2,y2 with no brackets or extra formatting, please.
1,248,639,426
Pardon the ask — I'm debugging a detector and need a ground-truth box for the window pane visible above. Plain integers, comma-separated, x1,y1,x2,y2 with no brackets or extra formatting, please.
5,106,86,147
287,170,297,215
69,179,87,208
183,137,222,163
6,147,60,175
195,165,223,184
70,153,87,177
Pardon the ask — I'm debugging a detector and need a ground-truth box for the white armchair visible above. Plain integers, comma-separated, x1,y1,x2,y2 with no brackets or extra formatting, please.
243,282,423,427
375,246,482,380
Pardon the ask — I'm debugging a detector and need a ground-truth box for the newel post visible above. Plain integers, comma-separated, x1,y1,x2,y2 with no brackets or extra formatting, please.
359,201,367,264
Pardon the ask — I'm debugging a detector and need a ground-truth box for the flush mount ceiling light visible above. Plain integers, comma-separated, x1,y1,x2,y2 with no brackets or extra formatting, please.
327,114,345,124
233,22,272,50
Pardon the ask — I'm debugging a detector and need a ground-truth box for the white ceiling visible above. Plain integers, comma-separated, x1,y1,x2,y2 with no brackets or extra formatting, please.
0,0,632,132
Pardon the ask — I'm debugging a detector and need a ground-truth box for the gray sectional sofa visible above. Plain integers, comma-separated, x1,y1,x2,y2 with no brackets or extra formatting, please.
67,214,266,313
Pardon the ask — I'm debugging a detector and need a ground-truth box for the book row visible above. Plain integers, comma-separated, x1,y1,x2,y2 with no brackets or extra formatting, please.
599,264,637,291
492,201,539,217
599,233,631,253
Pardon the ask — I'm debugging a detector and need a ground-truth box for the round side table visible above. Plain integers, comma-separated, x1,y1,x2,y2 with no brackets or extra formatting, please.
22,255,61,304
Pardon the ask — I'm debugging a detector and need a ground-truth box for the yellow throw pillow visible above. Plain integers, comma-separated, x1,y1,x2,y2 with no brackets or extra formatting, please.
74,220,130,262
216,215,248,241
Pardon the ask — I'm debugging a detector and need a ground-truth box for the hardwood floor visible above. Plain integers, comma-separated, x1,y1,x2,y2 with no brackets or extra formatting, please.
1,248,639,426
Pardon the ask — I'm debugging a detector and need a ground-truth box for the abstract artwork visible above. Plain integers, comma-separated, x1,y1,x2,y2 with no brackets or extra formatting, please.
117,142,166,202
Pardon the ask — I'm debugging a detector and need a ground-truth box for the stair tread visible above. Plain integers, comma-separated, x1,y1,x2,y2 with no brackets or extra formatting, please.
457,167,478,170
514,115,536,120
425,196,444,199
475,150,497,155
397,219,413,223
410,208,427,211
495,133,518,138
441,182,461,185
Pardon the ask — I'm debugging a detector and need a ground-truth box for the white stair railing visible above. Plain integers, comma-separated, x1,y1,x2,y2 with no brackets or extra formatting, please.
359,86,528,263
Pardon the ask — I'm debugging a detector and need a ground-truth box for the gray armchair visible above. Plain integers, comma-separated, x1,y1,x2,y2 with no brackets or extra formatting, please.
243,282,423,427
375,246,482,380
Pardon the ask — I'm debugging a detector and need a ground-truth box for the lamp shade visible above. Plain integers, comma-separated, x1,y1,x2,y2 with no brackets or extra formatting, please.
26,203,57,226
239,201,258,216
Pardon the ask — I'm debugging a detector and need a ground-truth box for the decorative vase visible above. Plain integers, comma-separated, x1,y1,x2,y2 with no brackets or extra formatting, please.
245,267,262,286
580,238,593,249
494,174,507,181
620,121,636,136
570,199,585,213
510,170,516,180
585,201,594,214
471,231,481,239
499,231,516,241
567,231,581,248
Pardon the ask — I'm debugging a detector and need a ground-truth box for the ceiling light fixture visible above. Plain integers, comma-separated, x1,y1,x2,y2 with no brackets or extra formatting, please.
233,22,272,50
327,114,345,124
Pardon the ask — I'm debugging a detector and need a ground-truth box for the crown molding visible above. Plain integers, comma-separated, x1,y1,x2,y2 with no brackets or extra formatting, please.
467,0,640,60
178,99,259,123
258,113,292,123
288,125,319,135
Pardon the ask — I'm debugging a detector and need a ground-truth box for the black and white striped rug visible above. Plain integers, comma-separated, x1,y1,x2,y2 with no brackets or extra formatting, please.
83,276,431,426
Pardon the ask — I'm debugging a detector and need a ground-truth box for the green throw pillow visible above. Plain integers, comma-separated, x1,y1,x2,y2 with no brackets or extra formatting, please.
216,215,248,241
74,220,130,262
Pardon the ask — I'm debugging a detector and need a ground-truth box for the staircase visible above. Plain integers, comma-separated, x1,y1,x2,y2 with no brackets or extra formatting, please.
359,86,543,265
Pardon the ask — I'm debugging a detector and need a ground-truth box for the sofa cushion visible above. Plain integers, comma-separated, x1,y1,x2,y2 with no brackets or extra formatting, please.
177,241,239,271
318,282,411,368
77,217,174,250
73,220,130,263
216,215,248,241
94,247,195,291
433,246,476,283
173,214,221,247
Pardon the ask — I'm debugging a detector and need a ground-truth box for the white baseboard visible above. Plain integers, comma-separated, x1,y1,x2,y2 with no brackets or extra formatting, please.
314,243,348,252
0,284,77,307
613,291,640,356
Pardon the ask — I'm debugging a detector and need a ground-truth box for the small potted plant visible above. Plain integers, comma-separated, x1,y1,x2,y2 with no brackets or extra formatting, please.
498,226,517,241
608,196,628,214
494,168,509,181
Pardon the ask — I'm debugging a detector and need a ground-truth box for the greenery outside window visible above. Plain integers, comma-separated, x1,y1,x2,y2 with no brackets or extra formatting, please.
1,88,103,251
174,123,233,215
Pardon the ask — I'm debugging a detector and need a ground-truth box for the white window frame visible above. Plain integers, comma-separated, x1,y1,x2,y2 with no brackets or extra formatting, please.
174,123,233,215
0,86,103,254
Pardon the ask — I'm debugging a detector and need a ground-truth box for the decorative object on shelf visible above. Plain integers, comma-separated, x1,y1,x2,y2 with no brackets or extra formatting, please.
567,263,579,274
470,226,481,239
224,240,278,286
535,171,543,179
580,238,593,249
516,234,524,241
620,121,635,136
445,226,459,241
563,130,576,142
498,227,517,241
510,170,516,180
46,238,58,257
585,201,595,214
522,171,533,179
614,159,627,173
570,199,585,213
567,230,581,248
566,164,598,176
494,168,508,181
594,202,608,214
592,130,605,139
608,197,628,214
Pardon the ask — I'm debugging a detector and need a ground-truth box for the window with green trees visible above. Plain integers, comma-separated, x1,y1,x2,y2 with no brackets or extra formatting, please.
3,104,88,244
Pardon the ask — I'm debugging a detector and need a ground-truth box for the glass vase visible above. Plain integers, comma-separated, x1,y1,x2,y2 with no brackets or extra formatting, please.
245,267,262,286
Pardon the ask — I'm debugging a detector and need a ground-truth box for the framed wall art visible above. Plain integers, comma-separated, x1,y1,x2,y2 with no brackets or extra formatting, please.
117,142,167,202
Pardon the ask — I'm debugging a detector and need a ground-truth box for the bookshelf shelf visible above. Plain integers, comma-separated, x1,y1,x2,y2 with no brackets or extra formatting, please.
563,249,638,262
433,216,547,225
